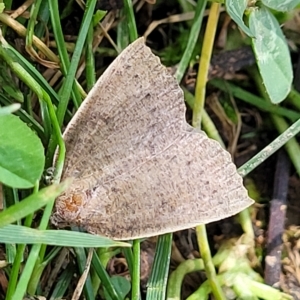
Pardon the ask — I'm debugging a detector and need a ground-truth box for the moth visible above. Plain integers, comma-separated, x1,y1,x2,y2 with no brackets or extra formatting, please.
53,38,253,240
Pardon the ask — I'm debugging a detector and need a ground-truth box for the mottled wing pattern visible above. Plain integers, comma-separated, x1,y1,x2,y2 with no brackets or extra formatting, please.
81,128,252,240
53,38,253,240
61,38,184,186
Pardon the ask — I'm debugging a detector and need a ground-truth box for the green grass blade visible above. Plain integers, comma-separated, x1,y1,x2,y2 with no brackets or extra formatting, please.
131,239,141,300
74,247,95,300
91,250,123,300
175,0,207,83
209,79,300,122
146,233,172,300
0,181,70,228
123,0,138,42
0,224,130,247
238,116,300,177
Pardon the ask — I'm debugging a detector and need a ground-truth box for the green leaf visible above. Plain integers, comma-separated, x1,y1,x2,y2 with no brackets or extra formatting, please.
0,114,45,188
93,10,107,26
249,7,293,104
104,276,131,300
262,0,300,11
225,0,254,37
0,224,130,247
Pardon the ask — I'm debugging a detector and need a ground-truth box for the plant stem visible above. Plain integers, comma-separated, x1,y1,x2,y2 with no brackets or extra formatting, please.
192,2,220,129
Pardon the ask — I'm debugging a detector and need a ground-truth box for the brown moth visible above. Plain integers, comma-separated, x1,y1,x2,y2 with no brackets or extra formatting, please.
53,38,254,240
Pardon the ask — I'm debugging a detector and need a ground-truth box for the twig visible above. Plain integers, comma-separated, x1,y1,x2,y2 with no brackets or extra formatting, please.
265,150,290,287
